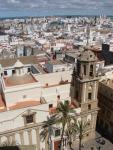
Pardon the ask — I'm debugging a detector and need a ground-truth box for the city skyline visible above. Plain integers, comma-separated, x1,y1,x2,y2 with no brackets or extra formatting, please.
0,0,113,17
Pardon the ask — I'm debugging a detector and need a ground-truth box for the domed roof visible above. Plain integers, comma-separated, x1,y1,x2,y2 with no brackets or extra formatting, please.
14,60,24,68
78,48,97,62
4,74,36,86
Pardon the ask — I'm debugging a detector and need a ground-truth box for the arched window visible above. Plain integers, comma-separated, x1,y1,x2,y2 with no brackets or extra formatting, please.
88,104,91,110
84,65,86,75
88,92,92,100
90,64,93,76
22,110,36,125
77,61,80,76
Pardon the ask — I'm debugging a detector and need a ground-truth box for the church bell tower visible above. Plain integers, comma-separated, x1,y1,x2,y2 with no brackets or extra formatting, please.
70,48,99,140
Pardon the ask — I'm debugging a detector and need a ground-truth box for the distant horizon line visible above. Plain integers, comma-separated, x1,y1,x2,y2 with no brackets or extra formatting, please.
0,14,113,20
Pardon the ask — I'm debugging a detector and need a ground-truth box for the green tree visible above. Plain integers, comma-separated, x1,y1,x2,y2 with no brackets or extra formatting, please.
76,120,89,150
65,120,77,150
56,101,75,150
40,114,57,150
40,101,76,150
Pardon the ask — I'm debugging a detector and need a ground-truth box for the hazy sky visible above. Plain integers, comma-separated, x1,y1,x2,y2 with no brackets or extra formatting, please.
0,0,113,17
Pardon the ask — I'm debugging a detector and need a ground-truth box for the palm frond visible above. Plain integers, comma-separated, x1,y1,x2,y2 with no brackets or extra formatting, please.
76,120,89,138
40,128,48,141
40,100,76,146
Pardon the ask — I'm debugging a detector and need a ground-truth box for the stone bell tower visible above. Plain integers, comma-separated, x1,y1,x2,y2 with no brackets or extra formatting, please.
70,48,99,140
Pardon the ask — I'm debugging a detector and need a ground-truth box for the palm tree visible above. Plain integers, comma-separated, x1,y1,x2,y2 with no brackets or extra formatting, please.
40,101,76,150
75,120,89,150
40,114,57,150
65,120,77,150
56,100,75,150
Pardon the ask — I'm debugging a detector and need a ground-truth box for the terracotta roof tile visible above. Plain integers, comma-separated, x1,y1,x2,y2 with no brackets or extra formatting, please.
9,100,41,110
4,74,37,87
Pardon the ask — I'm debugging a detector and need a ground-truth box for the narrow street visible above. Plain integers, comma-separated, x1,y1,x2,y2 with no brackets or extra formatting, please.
72,132,113,150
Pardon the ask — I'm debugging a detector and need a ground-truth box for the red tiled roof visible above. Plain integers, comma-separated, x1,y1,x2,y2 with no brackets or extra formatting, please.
4,74,37,87
9,100,41,110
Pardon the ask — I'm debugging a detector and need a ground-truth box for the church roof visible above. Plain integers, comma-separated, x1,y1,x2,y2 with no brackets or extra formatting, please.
9,100,41,110
4,74,37,87
78,48,97,62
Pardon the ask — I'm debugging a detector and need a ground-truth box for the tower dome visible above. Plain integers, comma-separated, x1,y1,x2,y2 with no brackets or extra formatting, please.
78,48,97,62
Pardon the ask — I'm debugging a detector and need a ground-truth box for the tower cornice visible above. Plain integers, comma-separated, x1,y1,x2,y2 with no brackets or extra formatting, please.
76,77,99,83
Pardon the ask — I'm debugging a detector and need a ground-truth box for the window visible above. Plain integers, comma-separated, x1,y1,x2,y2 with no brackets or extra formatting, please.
4,70,7,76
49,104,53,109
89,65,93,77
88,104,91,110
26,115,34,124
84,65,86,75
88,93,92,100
55,129,61,137
77,61,80,76
12,69,16,74
28,68,31,72
23,110,36,125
